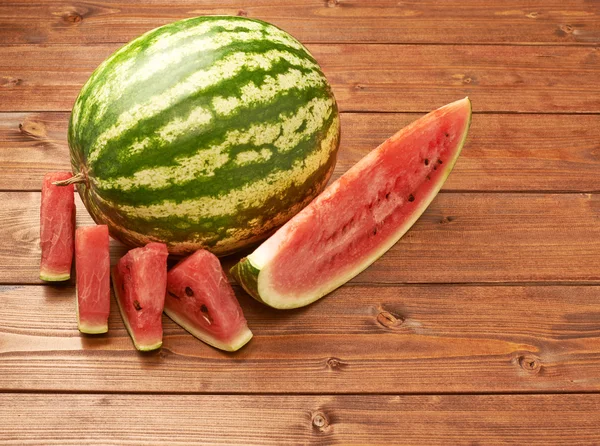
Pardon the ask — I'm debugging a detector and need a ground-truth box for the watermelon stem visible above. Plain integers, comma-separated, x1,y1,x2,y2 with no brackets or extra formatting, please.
53,172,86,186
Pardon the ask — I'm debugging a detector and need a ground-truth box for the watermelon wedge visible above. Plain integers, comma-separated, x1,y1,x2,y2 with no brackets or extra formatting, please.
40,172,75,281
164,250,252,352
112,243,169,351
75,225,110,334
232,98,472,309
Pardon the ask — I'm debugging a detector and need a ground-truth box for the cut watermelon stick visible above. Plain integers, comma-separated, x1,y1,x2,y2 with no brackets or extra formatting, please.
232,98,472,309
75,225,110,334
164,250,252,352
112,243,169,351
40,172,75,281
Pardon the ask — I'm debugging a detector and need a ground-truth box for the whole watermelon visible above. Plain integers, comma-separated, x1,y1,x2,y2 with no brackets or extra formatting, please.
67,16,340,255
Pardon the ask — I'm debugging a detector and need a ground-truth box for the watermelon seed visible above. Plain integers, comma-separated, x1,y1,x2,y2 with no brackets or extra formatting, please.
373,227,377,235
444,132,450,137
433,165,437,171
426,175,431,181
185,286,194,297
385,192,390,199
424,158,429,166
408,194,415,202
438,159,443,164
168,291,179,300
133,300,142,311
200,304,213,325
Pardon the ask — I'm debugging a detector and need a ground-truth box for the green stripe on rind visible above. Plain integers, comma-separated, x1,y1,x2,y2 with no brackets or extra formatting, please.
111,268,163,351
163,308,253,352
232,99,472,310
230,258,262,305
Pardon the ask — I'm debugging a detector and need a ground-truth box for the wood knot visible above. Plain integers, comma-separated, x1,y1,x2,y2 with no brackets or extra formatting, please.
526,12,539,19
377,311,404,328
354,83,365,90
326,357,345,370
0,76,22,88
64,11,83,23
325,0,340,7
312,411,329,430
19,121,47,139
439,216,455,225
560,24,574,34
237,9,248,17
518,355,542,374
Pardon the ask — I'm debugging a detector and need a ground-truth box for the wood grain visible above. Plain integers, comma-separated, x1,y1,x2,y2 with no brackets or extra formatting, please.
2,191,600,285
0,0,598,45
1,284,599,393
3,112,600,192
1,44,599,113
2,394,600,445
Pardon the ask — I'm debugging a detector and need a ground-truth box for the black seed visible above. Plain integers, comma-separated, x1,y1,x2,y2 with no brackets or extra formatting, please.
433,165,437,171
424,158,429,166
373,227,378,235
426,175,431,181
200,304,209,313
444,132,450,137
185,286,194,297
408,194,415,202
385,192,390,199
168,291,179,299
438,159,443,164
133,300,141,311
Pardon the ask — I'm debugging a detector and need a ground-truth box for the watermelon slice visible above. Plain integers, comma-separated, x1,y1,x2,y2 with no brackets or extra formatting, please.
75,225,110,334
232,98,472,309
164,250,253,352
112,243,169,351
40,172,75,281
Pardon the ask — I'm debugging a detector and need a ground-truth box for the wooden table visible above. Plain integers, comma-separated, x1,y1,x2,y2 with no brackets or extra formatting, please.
1,1,600,444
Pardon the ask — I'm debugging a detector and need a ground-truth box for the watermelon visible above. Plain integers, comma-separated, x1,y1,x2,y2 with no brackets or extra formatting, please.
112,243,169,351
40,172,75,281
164,250,252,351
75,225,110,334
62,16,340,256
232,98,472,309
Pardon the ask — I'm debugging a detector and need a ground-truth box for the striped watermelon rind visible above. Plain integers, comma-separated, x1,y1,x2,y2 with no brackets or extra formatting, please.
67,16,340,256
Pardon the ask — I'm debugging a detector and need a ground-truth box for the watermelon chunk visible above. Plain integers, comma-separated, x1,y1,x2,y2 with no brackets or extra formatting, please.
40,172,75,281
164,250,252,352
232,98,472,309
112,243,169,351
75,225,110,334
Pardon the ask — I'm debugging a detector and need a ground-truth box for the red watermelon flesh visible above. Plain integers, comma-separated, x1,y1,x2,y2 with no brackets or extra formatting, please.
164,250,252,352
75,225,110,334
40,172,75,281
112,242,168,351
232,98,472,309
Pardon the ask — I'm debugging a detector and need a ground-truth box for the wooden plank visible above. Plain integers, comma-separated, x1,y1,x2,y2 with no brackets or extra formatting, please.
1,283,599,393
3,112,599,192
1,44,599,113
2,394,600,445
0,0,598,45
2,191,600,285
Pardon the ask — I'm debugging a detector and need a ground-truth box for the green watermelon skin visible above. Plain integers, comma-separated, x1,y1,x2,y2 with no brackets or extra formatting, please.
67,16,340,256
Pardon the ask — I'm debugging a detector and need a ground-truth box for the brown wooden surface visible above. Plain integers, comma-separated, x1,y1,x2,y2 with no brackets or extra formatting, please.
1,1,599,443
3,112,600,192
1,283,599,393
3,192,600,285
2,394,600,445
1,0,598,45
1,44,600,113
